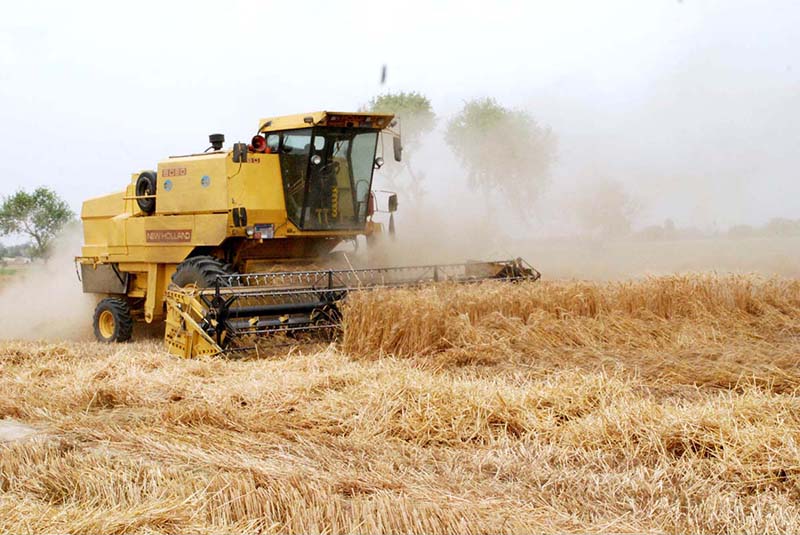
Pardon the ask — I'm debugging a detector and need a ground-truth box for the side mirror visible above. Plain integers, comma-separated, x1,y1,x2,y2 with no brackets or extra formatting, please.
232,143,248,163
388,193,398,213
393,136,403,162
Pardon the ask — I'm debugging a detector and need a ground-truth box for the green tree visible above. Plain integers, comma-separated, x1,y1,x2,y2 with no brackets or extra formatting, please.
0,188,74,258
366,91,436,201
445,98,556,214
368,91,436,148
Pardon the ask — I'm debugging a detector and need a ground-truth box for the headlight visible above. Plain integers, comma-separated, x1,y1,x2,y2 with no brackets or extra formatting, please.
311,154,322,165
374,156,384,169
245,226,254,237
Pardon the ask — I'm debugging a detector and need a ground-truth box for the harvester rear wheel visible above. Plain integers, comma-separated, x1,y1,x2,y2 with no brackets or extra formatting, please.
93,297,133,343
172,256,234,288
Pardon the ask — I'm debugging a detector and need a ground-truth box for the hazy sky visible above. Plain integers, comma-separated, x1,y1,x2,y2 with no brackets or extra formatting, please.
1,0,798,230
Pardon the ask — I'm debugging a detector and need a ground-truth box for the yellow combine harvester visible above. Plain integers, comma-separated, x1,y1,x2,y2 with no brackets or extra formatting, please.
78,111,539,357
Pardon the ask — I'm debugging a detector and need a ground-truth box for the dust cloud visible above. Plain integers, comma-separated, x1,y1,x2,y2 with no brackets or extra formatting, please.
362,5,800,280
0,228,95,341
366,102,800,281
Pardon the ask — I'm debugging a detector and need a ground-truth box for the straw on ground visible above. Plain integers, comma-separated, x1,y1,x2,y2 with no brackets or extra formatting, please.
1,274,799,533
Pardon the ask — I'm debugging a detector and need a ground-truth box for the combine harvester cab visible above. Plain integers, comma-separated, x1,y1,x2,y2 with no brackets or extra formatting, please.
76,110,541,356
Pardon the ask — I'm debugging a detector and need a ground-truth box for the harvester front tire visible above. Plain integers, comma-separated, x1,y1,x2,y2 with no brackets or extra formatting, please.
171,256,233,288
93,297,134,343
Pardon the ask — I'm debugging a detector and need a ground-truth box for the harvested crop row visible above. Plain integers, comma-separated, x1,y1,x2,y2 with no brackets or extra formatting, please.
2,342,800,533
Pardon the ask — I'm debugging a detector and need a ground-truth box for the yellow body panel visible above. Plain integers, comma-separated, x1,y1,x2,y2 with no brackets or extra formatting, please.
81,190,130,257
123,214,228,263
82,190,126,219
156,154,227,214
227,153,288,233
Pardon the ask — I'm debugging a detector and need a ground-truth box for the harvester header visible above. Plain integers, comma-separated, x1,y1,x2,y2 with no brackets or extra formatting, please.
165,259,540,358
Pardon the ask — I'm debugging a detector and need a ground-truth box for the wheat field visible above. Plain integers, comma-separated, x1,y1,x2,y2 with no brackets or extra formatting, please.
1,275,800,533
